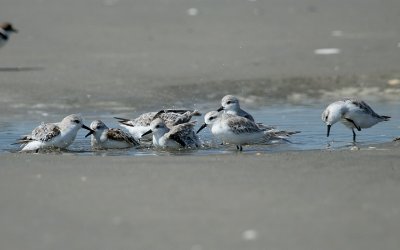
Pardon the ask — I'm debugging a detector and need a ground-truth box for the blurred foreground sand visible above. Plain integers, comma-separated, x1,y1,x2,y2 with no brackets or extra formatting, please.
1,0,400,249
1,145,400,250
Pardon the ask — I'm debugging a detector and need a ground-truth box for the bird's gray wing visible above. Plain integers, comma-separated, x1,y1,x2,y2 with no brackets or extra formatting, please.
226,115,263,134
343,98,381,118
16,123,61,144
115,112,157,127
165,122,198,147
107,128,140,146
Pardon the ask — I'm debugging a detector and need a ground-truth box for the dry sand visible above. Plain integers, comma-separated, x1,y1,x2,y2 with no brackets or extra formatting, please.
1,0,400,249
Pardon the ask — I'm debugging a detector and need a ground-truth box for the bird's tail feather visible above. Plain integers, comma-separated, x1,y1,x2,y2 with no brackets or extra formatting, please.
114,117,129,122
261,130,301,142
114,117,134,127
12,135,33,146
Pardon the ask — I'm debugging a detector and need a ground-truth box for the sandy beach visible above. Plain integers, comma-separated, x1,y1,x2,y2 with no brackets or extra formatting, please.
1,145,400,250
1,0,400,111
1,0,400,249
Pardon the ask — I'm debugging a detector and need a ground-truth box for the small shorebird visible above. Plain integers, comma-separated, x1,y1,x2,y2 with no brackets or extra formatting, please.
85,120,140,149
115,109,201,140
15,114,93,152
322,98,390,142
142,118,200,149
217,95,255,121
0,22,17,48
197,111,299,151
217,95,275,130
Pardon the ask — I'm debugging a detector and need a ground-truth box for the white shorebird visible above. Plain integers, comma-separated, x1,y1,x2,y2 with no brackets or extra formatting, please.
15,114,93,152
217,95,275,130
114,109,201,140
0,22,17,48
85,120,140,149
197,111,299,151
322,98,390,142
141,118,200,149
217,95,255,121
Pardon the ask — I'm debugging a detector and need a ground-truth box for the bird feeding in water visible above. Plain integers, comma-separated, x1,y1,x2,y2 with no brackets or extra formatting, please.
197,111,299,151
321,99,390,142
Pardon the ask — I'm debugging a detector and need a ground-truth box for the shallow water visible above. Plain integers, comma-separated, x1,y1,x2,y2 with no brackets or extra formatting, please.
0,102,399,156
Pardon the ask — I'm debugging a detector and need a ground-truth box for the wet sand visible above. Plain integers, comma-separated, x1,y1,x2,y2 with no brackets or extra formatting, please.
1,0,400,249
1,145,400,250
1,0,400,111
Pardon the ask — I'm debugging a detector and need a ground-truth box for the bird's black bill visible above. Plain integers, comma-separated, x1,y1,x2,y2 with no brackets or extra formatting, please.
142,130,153,137
85,130,94,138
196,123,207,134
82,124,93,131
82,124,95,138
217,106,224,112
327,125,331,137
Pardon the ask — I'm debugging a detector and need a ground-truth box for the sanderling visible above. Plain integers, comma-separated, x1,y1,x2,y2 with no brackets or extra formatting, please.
114,109,201,140
85,120,140,149
197,111,299,151
0,22,17,49
217,95,275,130
15,114,93,152
322,98,390,142
217,95,255,121
142,118,200,149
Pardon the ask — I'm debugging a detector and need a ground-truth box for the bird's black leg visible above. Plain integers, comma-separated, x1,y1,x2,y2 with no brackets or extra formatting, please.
352,129,356,143
235,145,243,151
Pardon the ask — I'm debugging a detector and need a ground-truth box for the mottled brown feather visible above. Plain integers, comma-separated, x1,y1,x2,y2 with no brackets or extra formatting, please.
106,128,139,145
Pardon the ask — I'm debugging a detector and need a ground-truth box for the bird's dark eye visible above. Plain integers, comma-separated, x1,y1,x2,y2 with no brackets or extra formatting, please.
209,116,215,120
226,101,232,104
155,125,160,128
96,125,102,129
325,116,328,120
73,119,80,124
